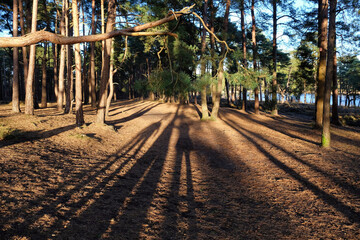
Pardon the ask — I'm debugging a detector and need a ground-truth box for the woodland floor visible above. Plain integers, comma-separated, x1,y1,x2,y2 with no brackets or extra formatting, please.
0,100,360,239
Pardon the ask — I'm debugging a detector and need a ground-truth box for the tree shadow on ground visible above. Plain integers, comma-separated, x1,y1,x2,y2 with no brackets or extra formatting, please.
221,113,360,225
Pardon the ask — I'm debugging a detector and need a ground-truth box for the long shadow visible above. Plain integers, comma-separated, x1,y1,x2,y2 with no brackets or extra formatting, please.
0,124,77,149
51,107,181,239
107,103,160,125
0,119,165,239
108,101,146,115
223,108,318,145
222,115,360,224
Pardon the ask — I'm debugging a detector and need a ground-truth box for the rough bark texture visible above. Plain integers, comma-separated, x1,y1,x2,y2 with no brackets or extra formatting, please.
241,0,247,111
210,0,230,120
321,0,336,147
73,0,84,126
316,0,328,128
90,0,96,107
200,0,209,120
24,0,39,115
331,39,339,125
271,0,278,115
12,0,21,113
96,0,116,124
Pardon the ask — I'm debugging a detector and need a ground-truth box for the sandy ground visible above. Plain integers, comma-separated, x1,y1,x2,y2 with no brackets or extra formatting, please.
0,100,359,239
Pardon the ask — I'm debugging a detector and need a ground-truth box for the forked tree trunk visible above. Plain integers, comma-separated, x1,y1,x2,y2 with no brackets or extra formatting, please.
24,0,38,115
316,0,328,128
322,0,336,147
12,0,21,112
72,0,84,126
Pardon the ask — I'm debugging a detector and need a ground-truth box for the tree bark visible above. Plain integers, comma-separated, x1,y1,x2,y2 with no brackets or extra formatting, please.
252,0,259,114
316,0,328,128
331,38,339,125
57,0,66,111
12,0,21,113
72,0,84,126
96,0,116,124
24,0,38,115
200,0,209,120
106,38,115,116
321,0,336,147
271,0,278,115
240,0,247,111
41,43,47,108
211,0,230,120
90,0,96,107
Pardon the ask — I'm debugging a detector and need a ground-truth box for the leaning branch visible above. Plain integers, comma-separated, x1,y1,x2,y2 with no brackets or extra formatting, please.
0,5,195,48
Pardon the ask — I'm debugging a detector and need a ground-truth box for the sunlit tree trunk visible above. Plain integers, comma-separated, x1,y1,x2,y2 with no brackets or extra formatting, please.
209,0,217,105
211,0,230,120
96,0,116,124
57,0,66,111
19,0,28,88
200,0,209,120
82,0,89,105
106,38,115,116
12,0,21,112
53,5,59,99
24,0,38,115
331,38,339,125
90,0,96,107
252,0,259,114
72,0,84,125
65,0,73,114
321,0,336,147
271,0,278,115
240,0,247,111
316,0,328,128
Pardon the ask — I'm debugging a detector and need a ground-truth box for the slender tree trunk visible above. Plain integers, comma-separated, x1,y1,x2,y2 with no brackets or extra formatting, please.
240,0,247,111
19,0,28,86
24,0,38,115
209,0,217,105
53,4,59,99
200,0,209,120
12,0,21,112
271,0,278,115
96,0,116,124
41,43,47,108
57,0,66,111
211,0,230,120
65,0,73,114
322,0,336,147
252,0,259,114
90,0,96,107
316,0,328,128
82,0,89,105
72,0,84,125
331,39,339,125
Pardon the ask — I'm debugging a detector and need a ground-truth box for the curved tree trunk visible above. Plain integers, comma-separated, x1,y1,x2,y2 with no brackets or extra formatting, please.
96,0,116,124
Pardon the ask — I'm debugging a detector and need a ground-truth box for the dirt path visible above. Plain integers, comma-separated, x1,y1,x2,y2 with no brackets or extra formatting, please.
1,100,359,239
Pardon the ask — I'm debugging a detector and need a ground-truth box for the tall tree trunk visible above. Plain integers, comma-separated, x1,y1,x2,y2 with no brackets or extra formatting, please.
331,38,339,125
72,0,84,125
24,0,38,115
200,0,209,120
240,0,247,111
57,0,66,111
316,0,328,128
41,43,47,108
90,0,96,107
82,0,89,105
211,0,230,120
322,0,336,147
96,0,116,124
252,0,259,114
12,0,21,112
65,0,73,114
53,4,59,99
209,0,217,105
271,0,278,115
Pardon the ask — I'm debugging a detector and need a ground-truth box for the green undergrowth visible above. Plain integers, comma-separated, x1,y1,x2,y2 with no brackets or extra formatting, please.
0,124,22,140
